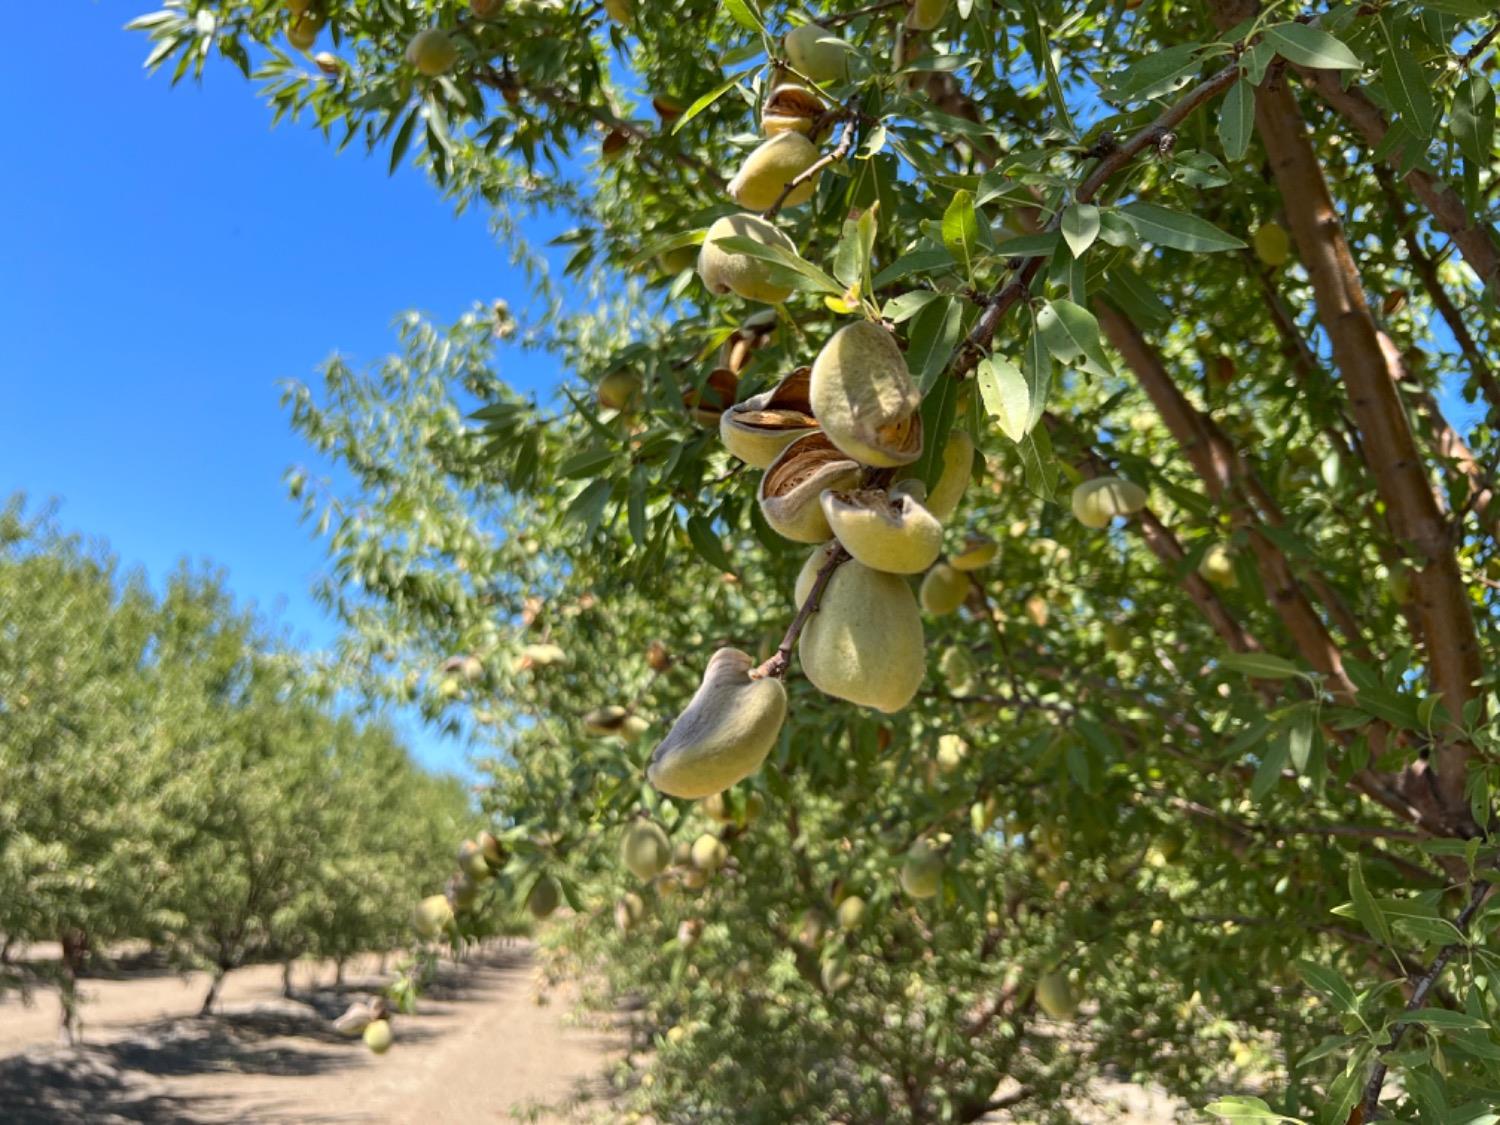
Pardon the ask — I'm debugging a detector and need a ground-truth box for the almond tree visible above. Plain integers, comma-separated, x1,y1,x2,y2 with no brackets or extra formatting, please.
134,1,1499,1119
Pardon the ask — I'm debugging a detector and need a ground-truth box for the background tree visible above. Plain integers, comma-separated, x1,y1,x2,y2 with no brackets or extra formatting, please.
132,0,1500,1120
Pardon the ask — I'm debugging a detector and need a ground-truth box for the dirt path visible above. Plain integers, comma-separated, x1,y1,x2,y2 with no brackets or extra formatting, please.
0,943,623,1123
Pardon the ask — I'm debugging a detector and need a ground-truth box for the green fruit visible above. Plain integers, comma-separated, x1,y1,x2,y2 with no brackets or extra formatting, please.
614,892,646,933
286,12,324,49
919,562,970,616
413,894,454,938
691,833,728,872
759,432,862,543
621,819,671,880
727,133,822,211
821,488,943,574
821,956,854,994
405,28,459,77
744,791,765,823
1036,972,1077,1020
901,840,944,899
720,367,818,469
784,23,848,82
597,370,642,412
1199,543,1236,588
656,244,698,275
949,534,997,571
457,839,492,881
527,874,561,919
1071,477,1148,529
905,0,950,30
913,430,974,523
700,792,735,823
937,644,977,695
935,733,968,773
697,213,800,304
478,830,505,868
647,648,788,798
836,895,866,930
1253,221,1290,267
1103,621,1130,653
810,321,923,468
604,0,633,22
799,559,925,713
363,1018,394,1054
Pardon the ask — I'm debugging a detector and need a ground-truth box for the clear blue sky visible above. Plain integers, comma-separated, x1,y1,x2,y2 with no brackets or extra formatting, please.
0,2,569,777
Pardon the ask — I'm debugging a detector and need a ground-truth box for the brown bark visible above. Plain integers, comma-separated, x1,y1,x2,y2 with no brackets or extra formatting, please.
1212,10,1482,824
1296,67,1500,290
1096,300,1368,678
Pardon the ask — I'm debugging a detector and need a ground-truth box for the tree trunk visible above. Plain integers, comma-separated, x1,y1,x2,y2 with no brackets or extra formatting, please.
200,964,228,1017
282,958,295,999
58,929,88,1045
1210,0,1483,830
334,955,346,989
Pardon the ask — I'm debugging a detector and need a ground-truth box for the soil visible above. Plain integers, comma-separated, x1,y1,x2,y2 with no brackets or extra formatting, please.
0,943,623,1124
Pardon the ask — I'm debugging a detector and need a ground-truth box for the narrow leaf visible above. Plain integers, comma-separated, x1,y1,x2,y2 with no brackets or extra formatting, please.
976,356,1030,441
1263,24,1362,72
1218,78,1254,162
1060,203,1101,258
1121,202,1247,252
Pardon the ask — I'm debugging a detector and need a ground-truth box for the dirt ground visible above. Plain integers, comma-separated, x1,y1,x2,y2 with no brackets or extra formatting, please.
0,943,624,1124
0,943,1186,1123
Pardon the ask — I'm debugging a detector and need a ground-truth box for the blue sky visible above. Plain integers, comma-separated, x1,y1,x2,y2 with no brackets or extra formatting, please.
0,2,569,777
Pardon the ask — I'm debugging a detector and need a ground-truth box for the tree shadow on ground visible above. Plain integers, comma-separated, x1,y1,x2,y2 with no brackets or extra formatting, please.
0,944,557,1124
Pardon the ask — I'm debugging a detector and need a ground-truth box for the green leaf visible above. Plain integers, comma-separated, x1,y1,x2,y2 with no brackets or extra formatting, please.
1103,266,1172,327
1415,0,1491,13
1218,78,1254,162
1262,24,1363,72
1060,203,1101,259
566,478,613,534
626,228,704,272
389,107,420,175
1379,26,1435,138
558,446,616,479
1036,300,1113,378
1120,202,1247,252
1452,75,1495,167
906,295,965,391
720,0,765,35
872,246,956,289
994,231,1059,258
1295,958,1359,1014
976,356,1030,442
687,514,734,572
1112,43,1203,102
1017,420,1058,501
942,190,980,278
712,236,844,295
1349,858,1393,947
1204,1097,1295,1123
1250,734,1289,803
883,290,941,323
1406,1008,1490,1030
674,72,747,134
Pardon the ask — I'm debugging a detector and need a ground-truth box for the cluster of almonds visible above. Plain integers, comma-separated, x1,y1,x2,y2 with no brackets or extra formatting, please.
645,20,1003,802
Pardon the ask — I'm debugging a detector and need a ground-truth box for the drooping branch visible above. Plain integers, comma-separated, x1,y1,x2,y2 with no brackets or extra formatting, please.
1359,881,1494,1118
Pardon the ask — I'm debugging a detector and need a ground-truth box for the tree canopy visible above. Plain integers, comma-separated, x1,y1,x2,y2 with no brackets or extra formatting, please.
128,0,1500,1120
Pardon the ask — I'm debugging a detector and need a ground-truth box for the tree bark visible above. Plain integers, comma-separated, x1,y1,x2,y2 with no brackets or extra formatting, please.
1210,2,1483,827
200,964,228,1017
1296,66,1500,290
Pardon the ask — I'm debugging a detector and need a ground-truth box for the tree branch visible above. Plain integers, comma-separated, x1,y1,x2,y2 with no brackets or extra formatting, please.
1360,881,1494,1119
1296,65,1500,290
1218,22,1483,829
750,544,848,681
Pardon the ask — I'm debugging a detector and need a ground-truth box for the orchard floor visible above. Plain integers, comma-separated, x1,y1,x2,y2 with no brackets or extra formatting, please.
0,942,1187,1123
0,942,623,1123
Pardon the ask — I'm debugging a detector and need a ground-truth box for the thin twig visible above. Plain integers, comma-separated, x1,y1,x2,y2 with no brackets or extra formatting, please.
947,62,1243,382
762,103,860,220
1360,881,1493,1119
750,544,849,680
819,0,907,29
